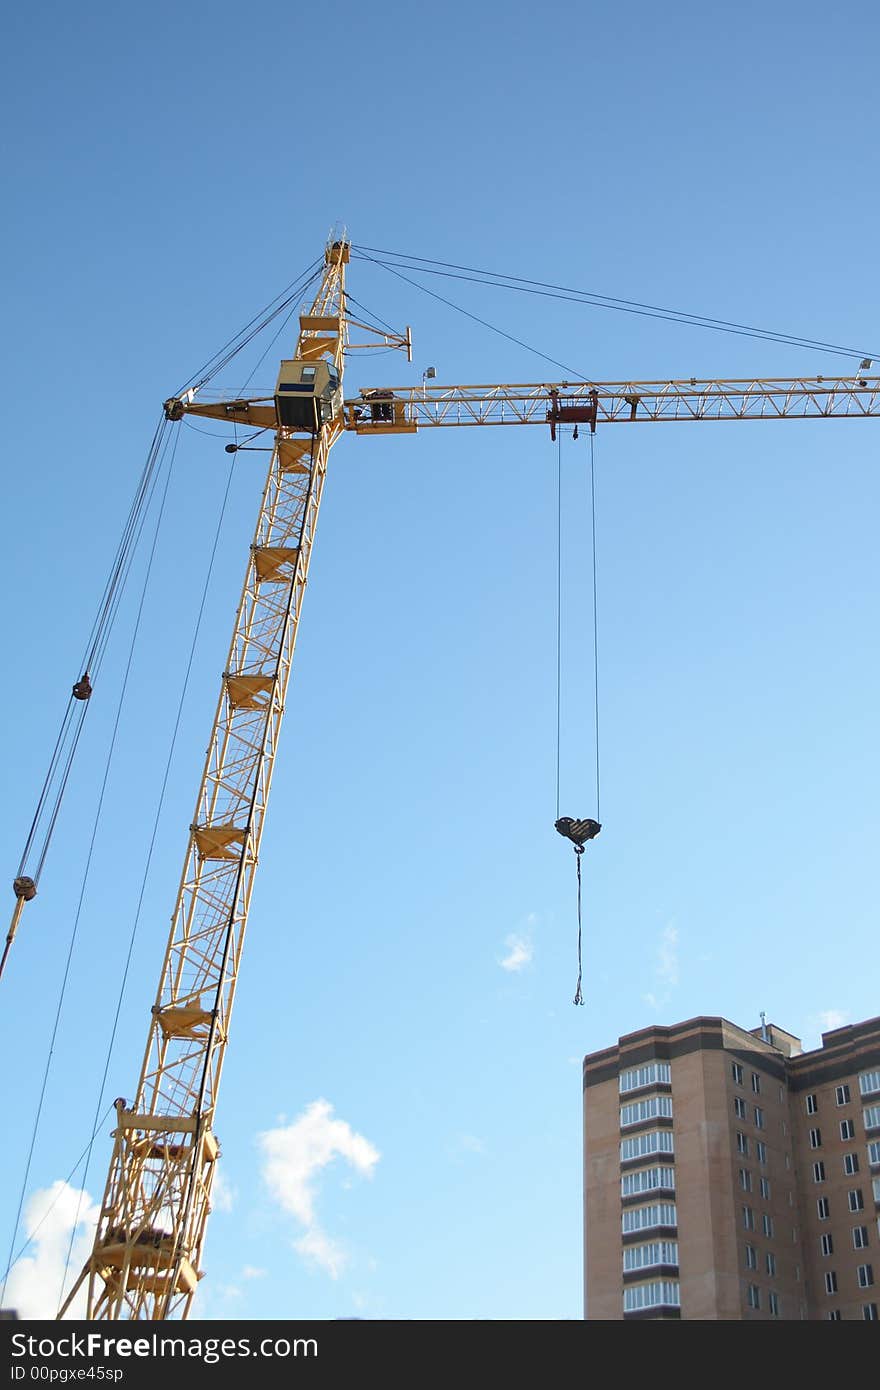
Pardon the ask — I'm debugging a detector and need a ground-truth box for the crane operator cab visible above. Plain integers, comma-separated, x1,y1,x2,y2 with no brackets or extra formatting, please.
274,360,342,432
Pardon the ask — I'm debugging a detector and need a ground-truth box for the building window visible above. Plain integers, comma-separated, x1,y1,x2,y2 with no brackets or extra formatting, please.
734,1097,748,1120
844,1153,860,1176
809,1128,822,1149
623,1241,679,1272
754,1106,765,1130
806,1093,818,1115
745,1244,757,1270
760,1177,771,1200
828,1309,842,1320
859,1070,880,1098
858,1264,875,1288
757,1140,768,1164
813,1161,826,1183
874,1177,880,1203
821,1233,834,1257
621,1167,675,1197
848,1189,865,1212
620,1095,674,1128
737,1132,750,1156
762,1213,774,1239
619,1061,672,1094
742,1206,755,1232
836,1084,851,1106
817,1197,830,1220
769,1291,780,1317
864,1304,879,1321
752,1073,761,1094
623,1280,680,1312
869,1141,880,1167
747,1283,760,1310
863,1105,880,1131
622,1202,677,1234
840,1118,855,1141
620,1130,675,1162
732,1062,744,1085
785,1152,791,1169
853,1226,869,1250
766,1252,776,1277
739,1168,752,1192
825,1271,838,1295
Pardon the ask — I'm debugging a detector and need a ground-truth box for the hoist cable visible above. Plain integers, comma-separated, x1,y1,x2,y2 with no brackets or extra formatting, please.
0,429,179,1299
60,444,238,1310
343,291,405,340
354,248,589,380
555,430,563,821
235,300,302,398
82,415,167,676
574,847,585,1007
353,245,879,362
0,1101,114,1297
11,418,173,903
175,260,323,394
590,432,601,822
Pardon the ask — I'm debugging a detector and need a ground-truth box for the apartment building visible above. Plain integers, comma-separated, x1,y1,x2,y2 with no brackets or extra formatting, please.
583,1014,880,1319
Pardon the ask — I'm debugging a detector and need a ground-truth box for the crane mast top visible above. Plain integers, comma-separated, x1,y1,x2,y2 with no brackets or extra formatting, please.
42,235,876,1321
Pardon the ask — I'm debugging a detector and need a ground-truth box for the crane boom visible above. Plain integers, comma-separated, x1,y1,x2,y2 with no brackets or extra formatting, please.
180,373,880,438
60,242,351,1321
344,375,880,433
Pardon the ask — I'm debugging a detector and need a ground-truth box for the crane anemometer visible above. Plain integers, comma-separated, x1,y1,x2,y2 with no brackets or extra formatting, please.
3,234,879,1320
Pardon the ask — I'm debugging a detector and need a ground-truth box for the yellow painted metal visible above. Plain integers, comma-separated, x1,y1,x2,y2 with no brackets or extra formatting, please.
61,241,351,1322
342,374,880,430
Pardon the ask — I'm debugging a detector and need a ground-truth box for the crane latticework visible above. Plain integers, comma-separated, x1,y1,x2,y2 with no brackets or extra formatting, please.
60,243,350,1322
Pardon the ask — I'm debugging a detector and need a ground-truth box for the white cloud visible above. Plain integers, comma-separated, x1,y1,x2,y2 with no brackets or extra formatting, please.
818,1009,848,1034
5,1181,99,1320
294,1227,348,1279
258,1100,379,1279
241,1265,266,1280
457,1134,486,1155
211,1168,236,1213
642,922,680,1012
500,933,533,972
805,1009,850,1048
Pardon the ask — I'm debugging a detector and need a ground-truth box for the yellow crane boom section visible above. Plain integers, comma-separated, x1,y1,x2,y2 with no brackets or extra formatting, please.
180,373,880,438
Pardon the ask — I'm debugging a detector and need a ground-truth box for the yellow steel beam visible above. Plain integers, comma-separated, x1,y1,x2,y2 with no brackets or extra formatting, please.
60,240,351,1322
343,375,880,432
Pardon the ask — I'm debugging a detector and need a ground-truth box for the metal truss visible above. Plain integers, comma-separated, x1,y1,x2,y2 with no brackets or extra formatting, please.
60,243,351,1321
343,374,880,433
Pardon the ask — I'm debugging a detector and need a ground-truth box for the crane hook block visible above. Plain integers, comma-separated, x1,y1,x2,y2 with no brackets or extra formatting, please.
555,816,601,848
72,673,92,701
13,876,36,902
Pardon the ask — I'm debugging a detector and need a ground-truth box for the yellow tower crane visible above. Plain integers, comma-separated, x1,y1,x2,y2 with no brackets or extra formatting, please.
53,236,878,1320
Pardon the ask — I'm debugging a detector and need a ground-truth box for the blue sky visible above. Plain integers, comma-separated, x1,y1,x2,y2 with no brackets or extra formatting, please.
0,0,878,1321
